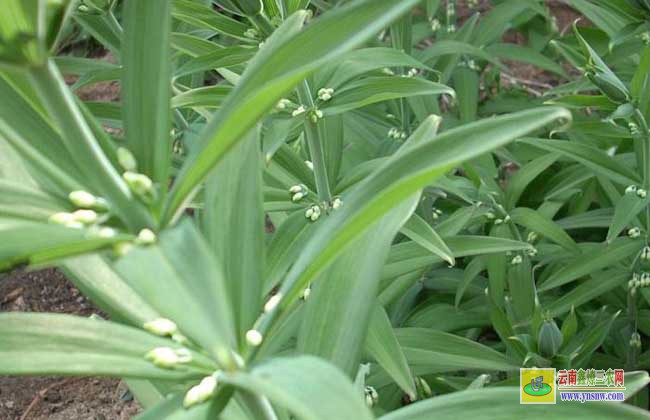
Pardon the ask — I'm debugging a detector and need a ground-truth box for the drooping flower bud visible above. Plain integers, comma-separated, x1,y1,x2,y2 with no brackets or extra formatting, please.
113,241,133,257
145,347,180,368
305,205,321,222
292,105,306,117
69,190,97,208
246,329,263,347
49,212,76,227
511,255,523,265
123,171,153,196
317,88,334,101
184,375,218,408
629,227,642,238
332,198,342,210
638,189,647,198
72,209,98,225
264,293,282,313
364,386,379,407
625,185,638,194
136,228,156,245
143,318,178,337
117,147,137,172
292,192,306,202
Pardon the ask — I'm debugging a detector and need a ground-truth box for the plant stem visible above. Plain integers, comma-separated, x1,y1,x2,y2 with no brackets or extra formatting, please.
249,13,276,38
239,391,279,420
297,80,332,203
633,108,650,236
28,61,152,230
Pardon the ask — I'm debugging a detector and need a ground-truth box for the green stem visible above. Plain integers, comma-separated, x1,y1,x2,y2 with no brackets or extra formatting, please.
28,61,152,230
297,80,332,203
239,391,279,420
634,108,650,236
249,13,276,38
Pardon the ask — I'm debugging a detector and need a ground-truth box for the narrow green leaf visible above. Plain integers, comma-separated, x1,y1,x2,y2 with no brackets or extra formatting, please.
122,0,172,188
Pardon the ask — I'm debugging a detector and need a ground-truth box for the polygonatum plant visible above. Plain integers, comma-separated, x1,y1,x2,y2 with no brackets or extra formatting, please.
1,0,650,419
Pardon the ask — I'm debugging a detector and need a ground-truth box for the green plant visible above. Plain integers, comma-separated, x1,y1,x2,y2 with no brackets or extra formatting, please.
1,0,650,419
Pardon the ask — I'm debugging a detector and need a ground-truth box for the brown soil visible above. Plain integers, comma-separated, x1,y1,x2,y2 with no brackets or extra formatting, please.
0,269,141,420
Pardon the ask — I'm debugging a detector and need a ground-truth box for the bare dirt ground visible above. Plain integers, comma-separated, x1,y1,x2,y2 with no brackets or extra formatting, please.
0,269,141,420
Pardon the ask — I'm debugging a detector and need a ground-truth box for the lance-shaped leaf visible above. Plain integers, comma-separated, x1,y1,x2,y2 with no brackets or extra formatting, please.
401,213,454,266
115,219,236,358
379,386,650,420
0,220,130,271
298,197,418,377
519,138,640,186
203,130,265,344
538,238,642,292
62,254,160,327
365,305,417,399
221,356,373,420
122,0,172,189
0,313,212,380
510,207,579,253
164,0,423,222
320,77,453,116
606,192,650,243
396,328,520,373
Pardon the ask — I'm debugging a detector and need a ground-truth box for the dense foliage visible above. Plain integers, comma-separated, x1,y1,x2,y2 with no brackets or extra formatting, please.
1,0,650,418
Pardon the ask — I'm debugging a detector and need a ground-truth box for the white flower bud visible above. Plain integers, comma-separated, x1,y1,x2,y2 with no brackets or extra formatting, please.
145,347,180,368
117,147,137,172
626,185,638,194
302,286,311,300
292,192,306,202
95,227,117,238
113,241,133,257
364,386,378,407
494,218,503,225
306,205,321,222
526,247,538,257
49,212,76,226
511,255,523,265
332,198,342,209
318,88,334,101
72,209,98,224
305,160,314,170
292,105,306,117
431,18,441,31
123,171,153,195
143,318,177,336
527,231,538,242
276,99,291,110
382,67,395,76
289,184,303,194
485,212,496,220
629,227,642,239
264,293,282,313
643,246,650,261
69,190,97,208
638,189,647,198
244,28,259,39
184,375,218,408
246,329,263,347
136,228,156,245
